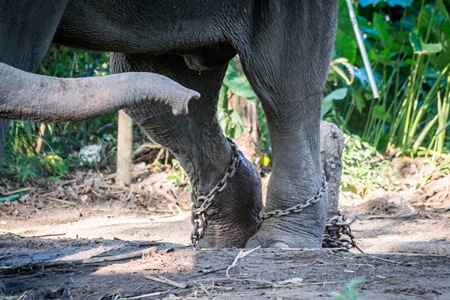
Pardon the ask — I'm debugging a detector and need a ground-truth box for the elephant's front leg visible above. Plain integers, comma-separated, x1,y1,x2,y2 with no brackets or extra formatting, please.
110,53,263,248
237,1,339,248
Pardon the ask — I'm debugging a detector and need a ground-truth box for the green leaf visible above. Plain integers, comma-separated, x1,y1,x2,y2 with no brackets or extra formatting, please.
223,60,256,101
335,29,358,64
225,76,256,100
227,110,244,138
436,0,449,19
373,13,393,51
422,43,443,54
410,31,442,54
371,105,391,122
322,88,348,117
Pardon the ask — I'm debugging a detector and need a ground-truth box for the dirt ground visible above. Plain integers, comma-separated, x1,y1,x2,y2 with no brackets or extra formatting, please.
1,158,450,299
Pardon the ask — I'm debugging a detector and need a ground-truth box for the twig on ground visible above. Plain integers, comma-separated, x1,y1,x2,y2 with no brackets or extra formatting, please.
121,291,168,299
0,187,32,196
59,179,77,186
46,197,77,206
144,275,188,288
378,252,449,257
366,211,419,220
152,148,166,165
226,246,260,278
369,255,402,264
28,233,66,238
90,188,105,199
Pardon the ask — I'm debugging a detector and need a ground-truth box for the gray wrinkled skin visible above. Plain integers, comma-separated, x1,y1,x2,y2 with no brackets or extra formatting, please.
0,0,338,249
0,63,200,121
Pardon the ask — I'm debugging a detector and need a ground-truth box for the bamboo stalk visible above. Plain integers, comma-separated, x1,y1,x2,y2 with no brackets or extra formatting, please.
345,0,379,99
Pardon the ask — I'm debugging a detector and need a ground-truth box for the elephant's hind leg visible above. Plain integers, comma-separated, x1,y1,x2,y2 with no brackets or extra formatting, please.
110,53,263,248
237,1,339,248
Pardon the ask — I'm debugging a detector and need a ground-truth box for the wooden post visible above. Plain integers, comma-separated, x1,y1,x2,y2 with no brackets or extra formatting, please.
116,110,133,185
320,121,345,217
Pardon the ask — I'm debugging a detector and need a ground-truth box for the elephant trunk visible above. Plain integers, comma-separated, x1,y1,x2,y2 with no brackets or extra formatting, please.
0,62,200,122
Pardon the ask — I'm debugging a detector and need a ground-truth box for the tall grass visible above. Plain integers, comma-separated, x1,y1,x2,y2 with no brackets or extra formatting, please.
324,0,450,157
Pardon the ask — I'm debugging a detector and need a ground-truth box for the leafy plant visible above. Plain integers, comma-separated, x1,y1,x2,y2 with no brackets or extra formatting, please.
330,279,362,300
219,59,272,156
167,159,192,190
218,60,251,138
341,134,394,197
326,0,450,157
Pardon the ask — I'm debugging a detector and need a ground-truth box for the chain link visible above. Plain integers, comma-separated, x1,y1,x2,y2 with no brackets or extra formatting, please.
259,174,328,220
190,138,239,246
322,213,362,252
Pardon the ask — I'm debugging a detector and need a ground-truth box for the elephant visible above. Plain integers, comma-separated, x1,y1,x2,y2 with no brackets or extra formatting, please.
0,0,339,249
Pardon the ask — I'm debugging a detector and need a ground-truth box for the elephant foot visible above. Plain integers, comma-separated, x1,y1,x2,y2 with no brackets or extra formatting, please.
245,216,324,249
246,177,328,249
193,151,263,249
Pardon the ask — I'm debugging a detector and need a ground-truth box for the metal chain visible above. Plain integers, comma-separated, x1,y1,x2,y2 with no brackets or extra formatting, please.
259,174,328,220
190,144,360,252
322,213,363,252
190,138,239,246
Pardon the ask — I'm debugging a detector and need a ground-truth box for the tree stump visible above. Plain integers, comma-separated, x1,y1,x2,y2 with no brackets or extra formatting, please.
320,121,344,217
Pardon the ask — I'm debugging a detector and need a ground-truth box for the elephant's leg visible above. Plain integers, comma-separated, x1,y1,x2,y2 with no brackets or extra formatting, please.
110,53,263,248
237,1,338,248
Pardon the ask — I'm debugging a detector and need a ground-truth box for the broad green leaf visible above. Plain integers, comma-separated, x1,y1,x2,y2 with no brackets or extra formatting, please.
338,0,353,36
371,105,391,122
225,76,256,100
322,88,348,117
422,43,443,54
223,60,256,101
373,13,393,51
436,0,449,19
410,31,442,54
353,93,366,114
335,29,358,63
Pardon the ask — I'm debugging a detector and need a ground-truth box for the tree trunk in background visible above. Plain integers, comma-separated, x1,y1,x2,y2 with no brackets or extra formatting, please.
0,119,9,169
320,121,345,217
231,95,260,164
35,122,47,154
116,110,133,185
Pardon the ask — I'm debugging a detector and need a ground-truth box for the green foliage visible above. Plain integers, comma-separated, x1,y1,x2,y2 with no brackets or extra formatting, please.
167,159,191,190
325,0,450,157
218,61,246,139
218,60,271,155
322,88,348,117
330,279,362,300
341,135,392,196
